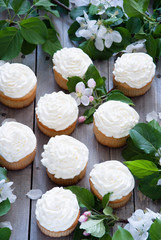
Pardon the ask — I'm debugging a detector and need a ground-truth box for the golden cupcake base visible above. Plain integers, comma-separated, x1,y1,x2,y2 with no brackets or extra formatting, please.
0,148,36,170
113,76,153,97
36,114,77,137
93,121,128,148
37,210,80,237
53,69,68,90
0,84,37,108
89,178,132,209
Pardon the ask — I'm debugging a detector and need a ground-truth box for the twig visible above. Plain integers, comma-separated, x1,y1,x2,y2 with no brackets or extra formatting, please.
52,0,71,12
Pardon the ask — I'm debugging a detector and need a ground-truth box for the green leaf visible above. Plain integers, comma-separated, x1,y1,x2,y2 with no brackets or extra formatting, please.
155,38,161,59
107,90,134,105
79,39,113,60
103,206,113,216
85,64,103,87
102,193,111,208
67,76,83,92
106,7,124,18
0,0,9,8
0,167,7,181
0,199,10,216
149,218,161,240
11,0,31,15
73,224,84,240
126,17,142,34
21,39,36,55
20,17,48,45
0,228,11,240
68,21,83,41
67,186,95,210
123,0,149,18
124,160,160,178
138,174,161,200
0,20,9,30
148,120,161,133
84,107,96,124
70,6,89,20
80,219,105,238
112,226,134,240
42,29,62,56
129,123,161,154
153,24,161,38
111,27,131,51
89,5,98,15
34,0,55,7
146,35,157,60
100,234,112,240
0,27,23,60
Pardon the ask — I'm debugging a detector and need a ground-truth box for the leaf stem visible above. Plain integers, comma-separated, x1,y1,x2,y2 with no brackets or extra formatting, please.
52,0,71,12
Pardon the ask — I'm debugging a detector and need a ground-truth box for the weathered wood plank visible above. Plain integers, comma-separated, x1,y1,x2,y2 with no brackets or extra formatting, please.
0,51,36,240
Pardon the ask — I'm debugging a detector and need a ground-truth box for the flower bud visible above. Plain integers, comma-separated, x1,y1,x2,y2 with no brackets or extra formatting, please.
79,215,88,223
83,211,91,217
83,230,91,236
89,96,94,102
87,78,96,88
78,116,86,123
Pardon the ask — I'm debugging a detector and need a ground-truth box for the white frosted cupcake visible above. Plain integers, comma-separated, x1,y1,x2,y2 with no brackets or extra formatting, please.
52,48,92,90
35,187,80,237
113,53,156,96
0,121,36,170
36,91,78,137
41,135,89,185
0,62,37,108
89,160,135,208
93,100,139,147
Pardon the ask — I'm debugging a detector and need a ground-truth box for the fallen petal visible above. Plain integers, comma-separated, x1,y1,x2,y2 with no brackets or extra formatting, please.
0,221,12,230
146,111,158,122
26,189,42,200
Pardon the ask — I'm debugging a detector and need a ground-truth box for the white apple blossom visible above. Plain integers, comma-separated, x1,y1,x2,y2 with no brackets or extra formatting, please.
71,82,92,106
76,11,98,39
95,25,122,50
70,0,90,6
0,179,16,204
124,209,161,240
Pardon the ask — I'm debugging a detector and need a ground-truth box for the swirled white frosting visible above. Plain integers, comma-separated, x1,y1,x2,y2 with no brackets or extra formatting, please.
0,63,37,98
35,187,79,231
41,135,89,179
113,53,156,88
94,100,139,138
36,91,78,130
90,160,135,201
53,48,93,79
0,121,36,162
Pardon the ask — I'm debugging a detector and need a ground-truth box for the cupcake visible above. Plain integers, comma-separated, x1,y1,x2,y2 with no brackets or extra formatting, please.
35,187,80,237
89,160,135,208
41,135,89,185
0,121,36,170
93,100,139,147
52,48,92,90
0,62,37,108
113,53,156,97
36,91,78,137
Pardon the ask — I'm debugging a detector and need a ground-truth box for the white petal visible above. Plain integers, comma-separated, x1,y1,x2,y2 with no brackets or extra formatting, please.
76,82,85,93
159,113,161,120
84,88,92,96
104,33,113,48
95,37,104,51
75,0,89,6
97,25,107,38
70,92,78,100
76,97,81,106
112,31,122,43
83,10,89,22
76,29,92,39
81,95,90,106
76,16,85,24
90,0,100,6
146,111,158,122
26,189,42,200
0,221,12,230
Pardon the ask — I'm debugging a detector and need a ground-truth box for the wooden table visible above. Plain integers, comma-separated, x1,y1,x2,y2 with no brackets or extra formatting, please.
0,13,161,240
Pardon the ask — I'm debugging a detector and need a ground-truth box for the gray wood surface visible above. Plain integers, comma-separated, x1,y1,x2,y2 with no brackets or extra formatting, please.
0,13,161,240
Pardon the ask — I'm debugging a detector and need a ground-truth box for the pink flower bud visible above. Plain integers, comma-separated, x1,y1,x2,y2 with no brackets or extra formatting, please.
83,211,91,217
87,78,96,88
83,231,91,236
89,96,94,102
78,116,86,123
79,215,88,223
